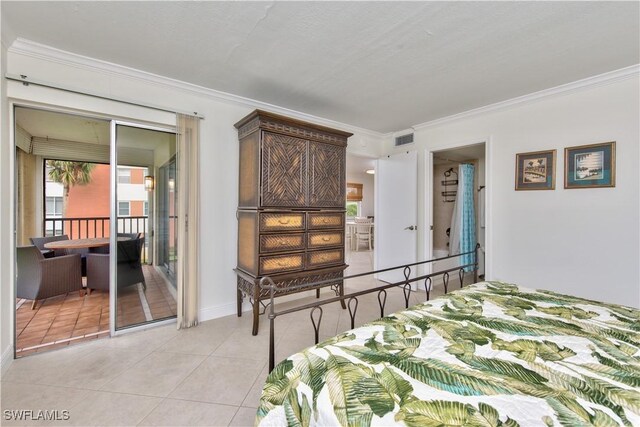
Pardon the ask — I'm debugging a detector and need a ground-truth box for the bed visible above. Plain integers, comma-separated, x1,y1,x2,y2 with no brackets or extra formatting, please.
257,281,640,426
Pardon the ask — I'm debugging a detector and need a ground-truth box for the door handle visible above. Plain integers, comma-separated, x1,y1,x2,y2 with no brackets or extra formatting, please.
404,225,417,231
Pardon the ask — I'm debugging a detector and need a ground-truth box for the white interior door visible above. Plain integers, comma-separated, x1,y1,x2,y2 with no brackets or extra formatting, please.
374,151,418,283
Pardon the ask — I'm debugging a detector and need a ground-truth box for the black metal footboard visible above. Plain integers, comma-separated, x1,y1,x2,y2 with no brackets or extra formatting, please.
260,244,480,371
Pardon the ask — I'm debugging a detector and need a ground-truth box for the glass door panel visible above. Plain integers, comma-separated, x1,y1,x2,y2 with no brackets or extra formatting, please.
157,156,178,283
114,124,177,330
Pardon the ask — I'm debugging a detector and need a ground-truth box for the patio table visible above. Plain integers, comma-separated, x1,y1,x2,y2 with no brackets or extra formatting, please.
44,237,130,251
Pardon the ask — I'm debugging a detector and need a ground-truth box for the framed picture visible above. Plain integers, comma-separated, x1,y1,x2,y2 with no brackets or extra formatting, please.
565,141,615,189
515,149,556,190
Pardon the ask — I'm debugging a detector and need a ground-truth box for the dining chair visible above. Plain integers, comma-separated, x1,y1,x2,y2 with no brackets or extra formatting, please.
30,235,70,258
345,228,354,251
354,217,373,251
30,235,90,276
117,232,141,239
86,236,147,293
16,245,83,310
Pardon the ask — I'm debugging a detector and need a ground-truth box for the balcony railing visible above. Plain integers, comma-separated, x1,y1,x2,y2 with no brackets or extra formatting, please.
44,216,149,262
44,216,148,240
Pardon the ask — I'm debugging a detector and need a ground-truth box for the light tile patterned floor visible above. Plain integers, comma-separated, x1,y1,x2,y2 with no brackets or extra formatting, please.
2,248,463,426
15,265,177,356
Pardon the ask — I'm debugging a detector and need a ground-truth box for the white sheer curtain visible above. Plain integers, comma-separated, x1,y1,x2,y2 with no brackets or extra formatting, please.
176,113,200,329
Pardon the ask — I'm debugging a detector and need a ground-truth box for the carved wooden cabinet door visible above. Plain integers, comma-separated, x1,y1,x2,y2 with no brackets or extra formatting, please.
308,141,345,207
261,132,307,207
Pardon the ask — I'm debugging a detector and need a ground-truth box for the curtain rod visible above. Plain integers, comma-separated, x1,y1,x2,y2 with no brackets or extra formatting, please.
5,73,205,119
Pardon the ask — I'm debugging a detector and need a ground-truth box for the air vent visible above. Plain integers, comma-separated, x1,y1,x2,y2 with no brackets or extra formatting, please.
395,133,414,147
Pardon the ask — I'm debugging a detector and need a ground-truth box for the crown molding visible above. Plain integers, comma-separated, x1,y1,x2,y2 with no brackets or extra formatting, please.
412,64,640,131
8,38,385,139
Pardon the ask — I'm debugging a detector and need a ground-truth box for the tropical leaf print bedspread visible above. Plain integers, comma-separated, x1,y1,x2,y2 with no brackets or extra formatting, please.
257,282,640,426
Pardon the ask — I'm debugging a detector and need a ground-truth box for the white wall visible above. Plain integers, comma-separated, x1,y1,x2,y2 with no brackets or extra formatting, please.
345,170,374,217
117,183,147,203
0,41,384,366
384,76,640,307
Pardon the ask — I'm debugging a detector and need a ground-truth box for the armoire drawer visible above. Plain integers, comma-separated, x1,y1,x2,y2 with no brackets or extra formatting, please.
306,248,344,269
307,212,344,229
307,231,344,249
259,233,305,254
260,212,305,232
260,253,304,275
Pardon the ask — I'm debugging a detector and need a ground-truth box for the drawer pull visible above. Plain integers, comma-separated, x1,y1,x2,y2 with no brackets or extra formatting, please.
278,218,290,225
320,256,328,261
322,237,331,242
322,219,329,223
277,261,287,267
279,240,287,245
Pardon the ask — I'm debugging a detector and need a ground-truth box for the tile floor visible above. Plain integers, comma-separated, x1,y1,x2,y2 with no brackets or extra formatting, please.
2,249,464,426
15,265,177,357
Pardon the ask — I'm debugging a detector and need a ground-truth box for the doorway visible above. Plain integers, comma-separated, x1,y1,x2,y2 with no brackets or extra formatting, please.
13,107,178,356
429,142,486,284
345,153,376,274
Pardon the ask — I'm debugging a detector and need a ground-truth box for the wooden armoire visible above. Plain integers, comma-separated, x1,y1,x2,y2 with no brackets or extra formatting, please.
234,110,352,335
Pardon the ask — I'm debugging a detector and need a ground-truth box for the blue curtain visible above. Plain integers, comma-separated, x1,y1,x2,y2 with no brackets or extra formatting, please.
459,164,476,272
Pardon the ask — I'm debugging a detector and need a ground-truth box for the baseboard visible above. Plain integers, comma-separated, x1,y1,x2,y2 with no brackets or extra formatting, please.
198,288,324,323
1,344,14,377
199,301,249,323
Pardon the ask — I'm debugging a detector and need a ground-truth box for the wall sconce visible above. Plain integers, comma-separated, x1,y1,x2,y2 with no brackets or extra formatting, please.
365,169,375,175
168,178,175,191
144,175,155,191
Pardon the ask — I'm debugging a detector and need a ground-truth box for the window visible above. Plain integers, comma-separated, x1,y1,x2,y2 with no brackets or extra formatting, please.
346,182,363,219
118,201,130,216
346,201,361,218
144,201,148,216
45,196,63,217
118,168,131,184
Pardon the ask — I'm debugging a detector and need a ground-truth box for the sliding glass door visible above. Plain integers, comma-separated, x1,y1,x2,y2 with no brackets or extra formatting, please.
157,156,178,283
13,106,182,358
112,123,177,330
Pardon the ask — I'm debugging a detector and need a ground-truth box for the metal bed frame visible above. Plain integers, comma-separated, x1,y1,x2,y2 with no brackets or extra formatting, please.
260,244,480,371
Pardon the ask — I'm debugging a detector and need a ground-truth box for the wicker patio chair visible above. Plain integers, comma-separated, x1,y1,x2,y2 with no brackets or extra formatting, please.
86,236,146,293
16,245,84,310
30,235,69,258
30,235,89,276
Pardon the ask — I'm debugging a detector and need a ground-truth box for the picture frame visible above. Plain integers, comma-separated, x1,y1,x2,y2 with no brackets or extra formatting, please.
564,141,615,189
515,149,556,191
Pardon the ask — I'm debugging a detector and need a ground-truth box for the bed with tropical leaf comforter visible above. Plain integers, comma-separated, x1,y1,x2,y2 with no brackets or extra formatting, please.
257,281,640,426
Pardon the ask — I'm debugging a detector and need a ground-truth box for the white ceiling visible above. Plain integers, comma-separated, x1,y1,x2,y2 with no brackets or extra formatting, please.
347,153,376,175
15,107,174,150
16,108,110,145
3,2,639,133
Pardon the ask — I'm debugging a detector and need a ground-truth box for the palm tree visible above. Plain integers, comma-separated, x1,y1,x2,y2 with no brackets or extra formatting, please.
46,160,95,216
